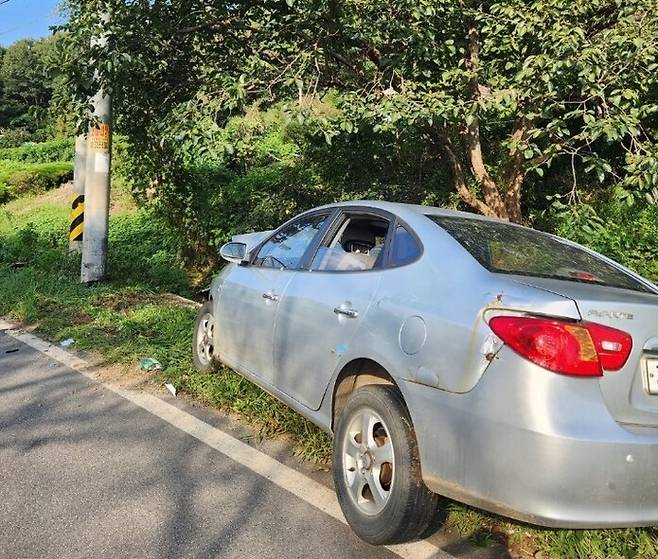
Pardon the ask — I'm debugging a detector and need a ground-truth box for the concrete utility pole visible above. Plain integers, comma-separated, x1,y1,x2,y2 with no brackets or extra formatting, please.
81,11,112,283
69,135,87,253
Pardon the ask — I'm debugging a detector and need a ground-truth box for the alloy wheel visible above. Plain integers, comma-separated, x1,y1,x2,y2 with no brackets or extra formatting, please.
341,408,395,515
196,312,215,366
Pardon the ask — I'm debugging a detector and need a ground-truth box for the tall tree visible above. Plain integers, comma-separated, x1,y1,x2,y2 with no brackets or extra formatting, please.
0,37,57,130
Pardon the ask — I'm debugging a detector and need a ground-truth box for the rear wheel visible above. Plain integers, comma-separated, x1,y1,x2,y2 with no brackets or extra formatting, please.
192,301,217,372
333,385,439,544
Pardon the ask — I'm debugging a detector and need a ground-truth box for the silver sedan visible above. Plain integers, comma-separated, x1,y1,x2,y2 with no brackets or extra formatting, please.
193,201,658,544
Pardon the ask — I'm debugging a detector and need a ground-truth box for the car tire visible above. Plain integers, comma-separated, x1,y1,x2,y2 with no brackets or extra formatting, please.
333,385,439,544
192,300,218,372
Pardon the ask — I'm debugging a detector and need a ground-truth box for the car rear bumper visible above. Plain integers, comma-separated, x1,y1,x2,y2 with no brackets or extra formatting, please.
401,348,658,528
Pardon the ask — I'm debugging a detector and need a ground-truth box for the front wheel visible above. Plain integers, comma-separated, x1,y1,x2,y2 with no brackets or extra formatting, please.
333,385,439,544
192,301,218,372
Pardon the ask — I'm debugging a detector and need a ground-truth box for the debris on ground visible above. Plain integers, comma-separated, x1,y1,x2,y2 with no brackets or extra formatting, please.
139,357,163,372
9,262,26,271
164,383,177,397
60,338,75,348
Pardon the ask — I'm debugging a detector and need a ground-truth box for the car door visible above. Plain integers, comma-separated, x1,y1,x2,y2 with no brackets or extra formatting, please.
272,209,394,410
216,211,332,380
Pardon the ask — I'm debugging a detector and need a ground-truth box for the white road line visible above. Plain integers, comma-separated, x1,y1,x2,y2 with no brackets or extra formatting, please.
0,320,454,559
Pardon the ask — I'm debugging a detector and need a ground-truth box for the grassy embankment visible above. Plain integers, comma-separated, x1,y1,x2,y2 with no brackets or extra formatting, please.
0,139,75,203
1,145,658,558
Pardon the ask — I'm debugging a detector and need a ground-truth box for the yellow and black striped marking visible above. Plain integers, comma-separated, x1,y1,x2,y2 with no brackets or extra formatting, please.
69,195,84,242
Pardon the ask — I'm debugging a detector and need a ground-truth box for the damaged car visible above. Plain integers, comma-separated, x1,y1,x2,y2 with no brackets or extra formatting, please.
193,201,658,544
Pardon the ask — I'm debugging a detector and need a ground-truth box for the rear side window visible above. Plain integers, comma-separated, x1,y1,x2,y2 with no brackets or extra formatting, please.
390,225,420,267
429,215,653,293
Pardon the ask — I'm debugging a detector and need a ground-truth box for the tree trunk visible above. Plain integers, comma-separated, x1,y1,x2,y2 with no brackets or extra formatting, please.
456,28,507,220
435,128,501,218
502,117,533,223
439,28,529,223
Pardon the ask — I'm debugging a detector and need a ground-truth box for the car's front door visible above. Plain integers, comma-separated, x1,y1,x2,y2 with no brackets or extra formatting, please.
216,212,331,380
272,210,392,410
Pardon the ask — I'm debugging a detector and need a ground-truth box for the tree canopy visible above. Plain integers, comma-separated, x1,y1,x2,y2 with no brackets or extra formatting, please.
0,38,55,130
56,0,658,226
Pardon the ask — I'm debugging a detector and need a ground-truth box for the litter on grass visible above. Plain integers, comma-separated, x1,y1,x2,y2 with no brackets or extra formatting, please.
60,338,75,348
139,357,163,372
164,383,177,397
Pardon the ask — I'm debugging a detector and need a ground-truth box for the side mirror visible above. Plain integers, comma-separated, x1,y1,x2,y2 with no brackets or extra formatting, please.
220,242,247,264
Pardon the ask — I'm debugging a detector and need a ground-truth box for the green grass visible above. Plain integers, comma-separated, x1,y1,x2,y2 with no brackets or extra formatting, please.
440,503,658,558
2,184,658,558
538,528,658,559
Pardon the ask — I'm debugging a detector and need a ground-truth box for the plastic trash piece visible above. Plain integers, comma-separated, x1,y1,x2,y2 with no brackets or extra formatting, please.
60,338,75,348
164,383,177,397
139,357,163,372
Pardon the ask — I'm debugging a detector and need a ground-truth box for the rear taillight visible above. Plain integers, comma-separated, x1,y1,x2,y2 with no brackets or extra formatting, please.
489,315,632,377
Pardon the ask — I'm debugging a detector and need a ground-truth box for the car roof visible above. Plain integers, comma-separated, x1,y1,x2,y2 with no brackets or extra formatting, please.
314,200,506,224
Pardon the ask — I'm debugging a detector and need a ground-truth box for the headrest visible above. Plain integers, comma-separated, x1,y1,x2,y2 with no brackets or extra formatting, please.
342,223,376,251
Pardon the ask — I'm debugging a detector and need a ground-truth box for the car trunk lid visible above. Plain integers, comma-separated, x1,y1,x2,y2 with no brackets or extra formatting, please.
506,275,658,427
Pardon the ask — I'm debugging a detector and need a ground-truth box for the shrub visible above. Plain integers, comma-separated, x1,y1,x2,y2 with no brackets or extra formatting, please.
2,162,73,197
0,138,74,164
0,128,35,149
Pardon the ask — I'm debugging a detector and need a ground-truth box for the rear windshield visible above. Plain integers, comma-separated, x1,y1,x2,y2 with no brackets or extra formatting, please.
429,215,653,294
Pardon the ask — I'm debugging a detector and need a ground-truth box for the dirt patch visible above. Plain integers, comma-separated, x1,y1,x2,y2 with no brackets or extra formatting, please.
489,524,539,558
37,182,75,206
70,309,94,325
90,360,158,391
160,292,202,309
109,185,138,216
95,291,158,311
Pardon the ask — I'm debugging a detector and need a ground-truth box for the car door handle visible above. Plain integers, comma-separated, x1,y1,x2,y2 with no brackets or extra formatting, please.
262,291,279,302
334,306,359,318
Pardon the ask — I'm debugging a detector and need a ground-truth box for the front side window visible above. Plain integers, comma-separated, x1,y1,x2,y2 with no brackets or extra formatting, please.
311,214,390,272
429,215,653,293
254,213,328,269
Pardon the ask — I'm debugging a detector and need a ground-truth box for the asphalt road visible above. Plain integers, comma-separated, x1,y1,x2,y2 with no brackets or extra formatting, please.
0,331,405,559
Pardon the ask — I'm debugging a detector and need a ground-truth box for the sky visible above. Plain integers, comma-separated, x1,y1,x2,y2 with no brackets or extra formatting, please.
0,0,65,47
